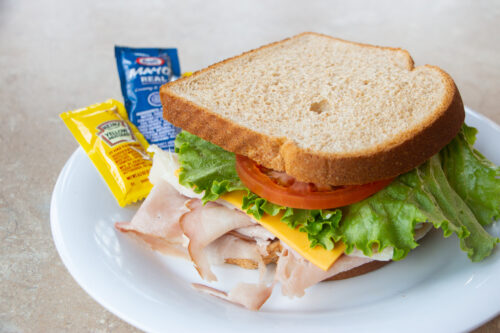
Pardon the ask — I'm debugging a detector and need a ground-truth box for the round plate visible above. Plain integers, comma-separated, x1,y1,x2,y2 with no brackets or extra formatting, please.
51,107,500,333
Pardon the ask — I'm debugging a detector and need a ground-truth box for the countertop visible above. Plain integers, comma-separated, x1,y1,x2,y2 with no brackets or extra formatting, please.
1,0,499,331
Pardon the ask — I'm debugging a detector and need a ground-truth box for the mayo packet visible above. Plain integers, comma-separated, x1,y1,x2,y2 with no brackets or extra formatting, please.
60,99,153,207
115,46,181,151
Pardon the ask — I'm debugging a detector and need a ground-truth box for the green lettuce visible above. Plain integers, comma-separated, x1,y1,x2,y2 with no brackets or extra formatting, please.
175,131,247,203
441,125,500,226
174,126,500,262
338,153,498,262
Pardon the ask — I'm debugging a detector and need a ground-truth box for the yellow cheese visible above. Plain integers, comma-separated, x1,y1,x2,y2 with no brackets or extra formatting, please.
221,191,345,271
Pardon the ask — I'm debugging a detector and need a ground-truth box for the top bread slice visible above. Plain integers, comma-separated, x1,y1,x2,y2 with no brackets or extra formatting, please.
160,32,464,185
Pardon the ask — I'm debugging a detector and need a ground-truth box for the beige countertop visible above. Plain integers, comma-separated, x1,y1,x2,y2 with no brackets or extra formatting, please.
1,0,499,331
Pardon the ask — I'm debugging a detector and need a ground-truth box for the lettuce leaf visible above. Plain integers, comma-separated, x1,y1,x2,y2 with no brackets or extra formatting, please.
441,124,500,226
337,125,499,262
174,126,500,261
175,131,247,203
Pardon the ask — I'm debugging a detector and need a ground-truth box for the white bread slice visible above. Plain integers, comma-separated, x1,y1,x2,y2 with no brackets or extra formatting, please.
161,32,464,185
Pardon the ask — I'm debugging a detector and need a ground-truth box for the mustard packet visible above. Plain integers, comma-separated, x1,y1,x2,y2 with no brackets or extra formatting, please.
60,99,153,206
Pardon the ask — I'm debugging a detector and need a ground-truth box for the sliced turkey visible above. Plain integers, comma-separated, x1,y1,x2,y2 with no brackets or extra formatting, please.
276,249,372,298
192,283,273,311
115,180,190,258
180,199,255,281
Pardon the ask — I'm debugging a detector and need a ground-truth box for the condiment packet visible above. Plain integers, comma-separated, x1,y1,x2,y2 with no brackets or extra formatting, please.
115,46,181,150
60,99,153,206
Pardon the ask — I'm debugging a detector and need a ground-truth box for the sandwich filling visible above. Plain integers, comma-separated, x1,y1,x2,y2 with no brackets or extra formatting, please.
173,124,499,262
116,123,500,310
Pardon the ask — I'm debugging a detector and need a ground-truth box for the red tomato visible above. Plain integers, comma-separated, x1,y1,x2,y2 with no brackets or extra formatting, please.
235,155,394,209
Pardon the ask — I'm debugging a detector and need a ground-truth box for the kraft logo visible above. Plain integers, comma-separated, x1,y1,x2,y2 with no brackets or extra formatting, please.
136,56,165,66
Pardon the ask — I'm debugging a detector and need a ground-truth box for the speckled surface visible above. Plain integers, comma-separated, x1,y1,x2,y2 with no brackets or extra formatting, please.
1,0,499,332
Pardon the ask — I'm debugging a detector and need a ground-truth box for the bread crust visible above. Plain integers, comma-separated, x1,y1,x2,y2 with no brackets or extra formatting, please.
161,32,465,185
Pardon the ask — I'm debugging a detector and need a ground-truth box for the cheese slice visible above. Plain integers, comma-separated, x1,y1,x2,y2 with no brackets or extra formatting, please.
221,191,345,271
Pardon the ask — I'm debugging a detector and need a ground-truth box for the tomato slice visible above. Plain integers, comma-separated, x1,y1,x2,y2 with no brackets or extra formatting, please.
235,155,394,210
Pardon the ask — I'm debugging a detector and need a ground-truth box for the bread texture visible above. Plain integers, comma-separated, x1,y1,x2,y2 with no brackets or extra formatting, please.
161,32,464,185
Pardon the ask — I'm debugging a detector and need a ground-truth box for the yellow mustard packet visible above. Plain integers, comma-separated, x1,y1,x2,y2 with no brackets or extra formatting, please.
60,99,153,206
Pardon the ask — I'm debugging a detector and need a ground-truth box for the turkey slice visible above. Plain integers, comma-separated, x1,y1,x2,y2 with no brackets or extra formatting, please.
115,180,190,258
206,234,266,277
275,249,372,298
192,283,273,311
180,199,255,281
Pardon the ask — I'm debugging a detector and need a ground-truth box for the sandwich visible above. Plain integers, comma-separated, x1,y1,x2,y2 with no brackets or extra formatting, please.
115,32,500,310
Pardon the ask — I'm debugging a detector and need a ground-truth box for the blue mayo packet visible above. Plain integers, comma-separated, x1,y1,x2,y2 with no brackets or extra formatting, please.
115,46,181,150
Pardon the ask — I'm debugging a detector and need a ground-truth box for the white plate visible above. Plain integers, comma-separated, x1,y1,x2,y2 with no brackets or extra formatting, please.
51,107,500,333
